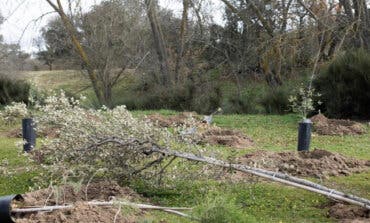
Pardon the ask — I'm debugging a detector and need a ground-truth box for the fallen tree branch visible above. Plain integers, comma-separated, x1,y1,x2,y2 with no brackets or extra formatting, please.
86,137,370,209
152,144,370,209
12,200,192,218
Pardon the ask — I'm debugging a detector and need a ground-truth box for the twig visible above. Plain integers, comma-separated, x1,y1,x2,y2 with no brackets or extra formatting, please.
113,203,122,223
132,156,164,175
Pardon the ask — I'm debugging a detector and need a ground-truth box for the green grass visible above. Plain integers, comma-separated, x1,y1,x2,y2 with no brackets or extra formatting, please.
133,180,333,223
18,70,90,93
17,70,137,107
212,114,370,160
0,132,38,196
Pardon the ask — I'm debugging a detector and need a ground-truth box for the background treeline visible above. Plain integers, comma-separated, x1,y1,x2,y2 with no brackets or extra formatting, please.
1,0,369,119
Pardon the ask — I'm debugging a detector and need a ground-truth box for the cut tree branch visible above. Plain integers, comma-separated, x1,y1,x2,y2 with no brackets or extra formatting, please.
85,137,370,209
12,200,193,219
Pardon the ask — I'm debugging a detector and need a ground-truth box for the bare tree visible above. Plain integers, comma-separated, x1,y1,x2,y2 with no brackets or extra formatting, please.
82,0,149,107
45,0,104,104
45,0,149,107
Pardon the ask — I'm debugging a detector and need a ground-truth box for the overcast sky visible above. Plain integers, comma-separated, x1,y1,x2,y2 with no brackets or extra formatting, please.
0,0,224,54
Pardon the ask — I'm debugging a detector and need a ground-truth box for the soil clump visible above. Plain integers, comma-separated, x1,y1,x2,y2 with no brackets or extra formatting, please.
146,112,199,127
14,181,143,223
201,128,254,149
327,202,370,223
146,113,253,148
311,114,366,136
238,149,370,178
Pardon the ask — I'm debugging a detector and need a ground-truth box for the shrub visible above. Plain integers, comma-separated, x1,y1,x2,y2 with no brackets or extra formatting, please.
0,76,30,105
116,74,222,114
260,86,290,114
222,91,259,114
315,50,370,119
1,102,29,124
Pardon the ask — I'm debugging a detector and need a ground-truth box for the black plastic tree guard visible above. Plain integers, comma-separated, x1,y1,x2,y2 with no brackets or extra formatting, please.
22,118,36,152
0,194,24,223
297,118,312,151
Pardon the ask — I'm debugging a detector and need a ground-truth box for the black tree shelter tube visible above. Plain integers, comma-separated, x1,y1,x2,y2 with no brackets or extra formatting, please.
297,118,312,151
22,118,36,152
0,194,24,223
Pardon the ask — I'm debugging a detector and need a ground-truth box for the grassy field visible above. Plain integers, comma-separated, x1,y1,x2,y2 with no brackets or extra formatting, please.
18,70,90,93
1,70,369,222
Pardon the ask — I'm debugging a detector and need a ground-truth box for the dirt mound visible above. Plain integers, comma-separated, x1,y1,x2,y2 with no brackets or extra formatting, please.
15,181,142,223
146,112,199,127
5,127,60,138
328,203,370,223
201,128,254,149
6,128,22,138
238,149,370,178
311,114,366,136
146,113,254,149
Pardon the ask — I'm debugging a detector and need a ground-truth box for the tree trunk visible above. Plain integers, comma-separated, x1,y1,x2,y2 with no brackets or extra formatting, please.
174,0,189,82
145,0,171,86
220,0,274,37
339,0,353,19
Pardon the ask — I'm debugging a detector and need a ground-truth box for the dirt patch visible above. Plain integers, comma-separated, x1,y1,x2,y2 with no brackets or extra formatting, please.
238,149,370,178
201,128,254,149
5,127,60,138
6,128,23,138
14,181,143,223
311,114,366,136
328,203,370,223
145,112,199,127
146,113,254,149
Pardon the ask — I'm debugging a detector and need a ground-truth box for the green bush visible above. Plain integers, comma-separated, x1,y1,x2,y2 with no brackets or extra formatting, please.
315,50,370,119
116,74,222,114
260,86,290,114
222,91,260,114
0,76,30,105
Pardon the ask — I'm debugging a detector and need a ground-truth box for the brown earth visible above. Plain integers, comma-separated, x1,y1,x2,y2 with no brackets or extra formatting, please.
6,128,23,138
145,112,199,127
311,114,366,136
238,149,370,178
328,202,370,223
146,113,253,149
5,127,60,138
14,181,143,223
201,128,254,149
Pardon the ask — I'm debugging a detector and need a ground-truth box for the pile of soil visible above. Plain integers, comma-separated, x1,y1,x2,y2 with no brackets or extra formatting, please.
328,202,369,223
145,112,199,127
201,128,254,149
6,128,23,138
14,181,143,223
238,149,370,178
6,127,60,138
146,113,254,149
311,114,366,136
